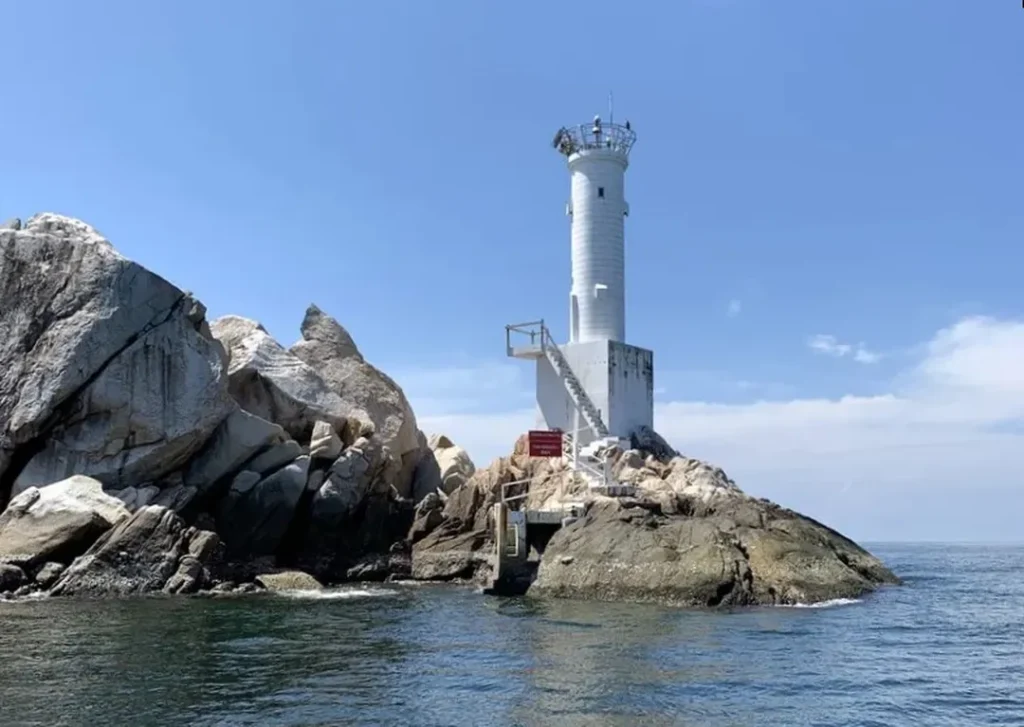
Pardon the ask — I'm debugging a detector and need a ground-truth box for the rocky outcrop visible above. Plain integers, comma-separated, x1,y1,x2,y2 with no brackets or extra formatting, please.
290,305,423,496
0,213,440,595
296,436,413,579
210,315,349,443
414,437,900,606
0,476,129,568
411,434,476,503
530,495,897,606
51,505,221,596
0,214,234,504
410,447,543,582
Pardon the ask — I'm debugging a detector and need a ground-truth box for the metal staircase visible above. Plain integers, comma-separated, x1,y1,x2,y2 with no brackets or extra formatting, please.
536,324,610,439
504,319,632,496
505,320,609,439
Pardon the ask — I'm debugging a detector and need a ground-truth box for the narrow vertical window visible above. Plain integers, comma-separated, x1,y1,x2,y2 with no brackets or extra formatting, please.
598,187,605,198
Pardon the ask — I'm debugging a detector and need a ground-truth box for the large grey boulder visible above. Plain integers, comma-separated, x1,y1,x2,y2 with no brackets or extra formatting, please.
0,475,129,568
183,409,285,494
210,316,348,443
290,305,422,495
0,214,234,504
530,495,900,607
216,456,310,556
51,505,221,597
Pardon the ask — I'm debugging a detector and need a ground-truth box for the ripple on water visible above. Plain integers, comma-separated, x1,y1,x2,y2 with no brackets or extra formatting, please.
0,543,1021,726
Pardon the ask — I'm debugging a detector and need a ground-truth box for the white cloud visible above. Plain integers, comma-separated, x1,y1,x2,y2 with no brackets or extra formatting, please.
809,334,882,364
808,334,852,357
727,299,742,317
404,317,1024,541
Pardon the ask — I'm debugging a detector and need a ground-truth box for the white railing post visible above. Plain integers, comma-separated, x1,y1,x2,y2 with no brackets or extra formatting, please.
572,409,580,471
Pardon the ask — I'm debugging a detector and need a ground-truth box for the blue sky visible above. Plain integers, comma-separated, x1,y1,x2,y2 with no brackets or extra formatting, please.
4,1,1023,541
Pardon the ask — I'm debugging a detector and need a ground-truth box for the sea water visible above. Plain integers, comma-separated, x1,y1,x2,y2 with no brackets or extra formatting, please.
0,543,1021,726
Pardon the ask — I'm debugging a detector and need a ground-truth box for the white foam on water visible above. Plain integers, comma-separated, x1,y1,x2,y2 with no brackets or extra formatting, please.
779,597,862,609
277,587,399,600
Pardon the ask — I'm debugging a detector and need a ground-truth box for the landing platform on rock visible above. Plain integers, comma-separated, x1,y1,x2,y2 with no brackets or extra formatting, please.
524,502,586,526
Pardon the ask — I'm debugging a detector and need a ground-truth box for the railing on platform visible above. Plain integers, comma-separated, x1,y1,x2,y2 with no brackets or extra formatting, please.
505,320,545,356
553,122,636,158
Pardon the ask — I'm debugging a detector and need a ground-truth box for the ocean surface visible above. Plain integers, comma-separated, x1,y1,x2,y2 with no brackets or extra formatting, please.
0,543,1021,726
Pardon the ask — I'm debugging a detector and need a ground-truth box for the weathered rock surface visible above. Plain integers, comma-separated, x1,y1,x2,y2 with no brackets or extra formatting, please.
0,563,26,592
255,570,323,591
0,476,129,568
0,214,234,503
34,561,65,589
411,434,476,503
408,491,445,544
531,494,898,606
0,213,442,594
290,305,422,495
51,505,221,596
216,456,310,556
296,437,412,578
309,421,342,462
410,450,539,582
210,315,349,443
245,440,302,476
183,409,285,494
414,437,900,606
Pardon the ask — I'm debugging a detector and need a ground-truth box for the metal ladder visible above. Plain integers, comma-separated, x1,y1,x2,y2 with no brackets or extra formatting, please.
537,323,609,439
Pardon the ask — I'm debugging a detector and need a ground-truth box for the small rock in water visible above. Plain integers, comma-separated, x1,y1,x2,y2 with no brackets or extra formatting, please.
0,563,27,592
254,571,323,591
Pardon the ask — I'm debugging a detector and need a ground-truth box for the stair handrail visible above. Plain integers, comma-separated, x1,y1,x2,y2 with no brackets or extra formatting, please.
537,324,610,438
562,431,613,489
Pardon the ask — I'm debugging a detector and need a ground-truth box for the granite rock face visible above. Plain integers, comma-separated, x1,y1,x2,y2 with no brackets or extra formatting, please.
210,315,349,443
0,213,436,595
290,305,423,496
0,214,233,507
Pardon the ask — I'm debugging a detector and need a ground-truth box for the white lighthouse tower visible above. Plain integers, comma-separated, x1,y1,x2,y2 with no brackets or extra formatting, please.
506,113,653,465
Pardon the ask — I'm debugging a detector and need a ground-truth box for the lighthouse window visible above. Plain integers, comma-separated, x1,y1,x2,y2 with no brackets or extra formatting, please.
598,187,605,198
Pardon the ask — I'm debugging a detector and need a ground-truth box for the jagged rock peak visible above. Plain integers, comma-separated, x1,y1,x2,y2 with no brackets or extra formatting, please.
299,304,362,362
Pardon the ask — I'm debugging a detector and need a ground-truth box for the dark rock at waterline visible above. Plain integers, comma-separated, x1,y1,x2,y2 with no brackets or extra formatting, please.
530,497,899,607
0,563,27,592
50,506,221,597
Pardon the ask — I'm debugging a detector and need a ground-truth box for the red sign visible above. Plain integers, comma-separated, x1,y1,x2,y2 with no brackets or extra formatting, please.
528,430,563,457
